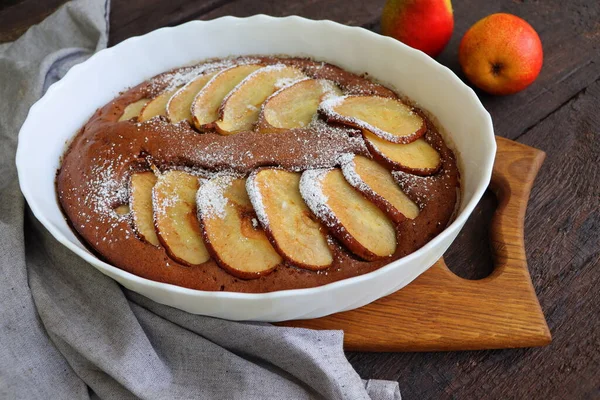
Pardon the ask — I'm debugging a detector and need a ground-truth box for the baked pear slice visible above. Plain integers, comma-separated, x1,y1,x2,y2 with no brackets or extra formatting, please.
119,99,149,122
197,176,282,279
215,65,306,135
299,168,396,261
114,204,131,216
153,170,210,266
256,79,342,133
319,95,426,144
191,64,263,130
247,169,333,270
138,86,181,122
166,71,219,123
340,155,419,223
129,171,160,246
363,130,441,176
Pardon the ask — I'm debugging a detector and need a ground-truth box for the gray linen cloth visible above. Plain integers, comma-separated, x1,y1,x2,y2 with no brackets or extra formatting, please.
0,0,401,399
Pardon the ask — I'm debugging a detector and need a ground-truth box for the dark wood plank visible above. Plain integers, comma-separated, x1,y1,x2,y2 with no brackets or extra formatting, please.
0,0,67,43
108,0,236,46
0,0,26,12
1,0,598,398
348,77,600,400
4,0,600,144
436,0,600,141
108,0,383,46
198,0,382,28
108,0,600,143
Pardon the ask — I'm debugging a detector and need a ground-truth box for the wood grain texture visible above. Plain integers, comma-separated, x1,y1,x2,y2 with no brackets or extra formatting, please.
436,0,600,141
3,0,599,398
107,0,383,46
199,0,382,28
108,0,235,46
347,78,600,400
280,137,551,352
0,0,67,43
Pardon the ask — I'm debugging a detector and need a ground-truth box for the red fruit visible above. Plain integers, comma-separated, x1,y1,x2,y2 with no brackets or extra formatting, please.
459,13,543,95
381,0,454,58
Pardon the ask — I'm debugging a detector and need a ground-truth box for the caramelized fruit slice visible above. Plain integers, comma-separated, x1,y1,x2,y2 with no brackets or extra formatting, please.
198,176,282,278
114,204,131,216
320,95,426,143
247,169,333,270
341,155,419,223
139,87,181,122
119,99,149,122
257,79,342,132
130,172,159,246
166,71,219,123
363,130,441,175
191,64,262,130
300,169,396,261
215,65,306,135
153,170,210,266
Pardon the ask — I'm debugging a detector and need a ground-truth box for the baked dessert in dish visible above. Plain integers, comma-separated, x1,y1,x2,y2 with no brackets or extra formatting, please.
56,56,460,293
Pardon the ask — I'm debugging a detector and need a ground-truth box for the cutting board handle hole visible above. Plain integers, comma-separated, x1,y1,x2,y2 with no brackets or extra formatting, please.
444,189,498,280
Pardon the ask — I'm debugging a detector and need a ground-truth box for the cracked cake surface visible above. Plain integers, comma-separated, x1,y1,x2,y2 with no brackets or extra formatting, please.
56,56,460,293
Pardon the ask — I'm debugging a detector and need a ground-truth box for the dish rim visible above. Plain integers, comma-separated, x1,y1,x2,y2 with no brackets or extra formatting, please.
16,14,495,301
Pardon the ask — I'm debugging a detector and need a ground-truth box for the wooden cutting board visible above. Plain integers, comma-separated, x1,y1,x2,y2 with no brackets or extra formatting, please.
279,137,552,352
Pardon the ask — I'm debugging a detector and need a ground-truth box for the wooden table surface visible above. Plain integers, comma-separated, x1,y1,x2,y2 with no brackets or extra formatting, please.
2,0,598,398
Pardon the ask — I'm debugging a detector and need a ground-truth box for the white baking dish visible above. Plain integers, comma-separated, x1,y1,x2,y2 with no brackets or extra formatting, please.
16,15,495,322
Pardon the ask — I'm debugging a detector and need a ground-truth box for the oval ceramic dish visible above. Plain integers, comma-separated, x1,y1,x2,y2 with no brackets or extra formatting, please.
16,15,495,322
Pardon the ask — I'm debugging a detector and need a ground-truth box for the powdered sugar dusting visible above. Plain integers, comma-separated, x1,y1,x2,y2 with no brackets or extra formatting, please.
319,95,421,143
149,68,204,94
303,119,367,164
262,77,311,106
319,96,367,133
173,117,367,172
340,154,372,194
219,64,305,113
58,55,460,287
238,63,289,89
336,152,356,167
183,142,253,171
134,116,191,132
147,57,261,94
83,160,128,222
196,175,235,220
319,95,346,112
153,185,180,217
294,120,367,170
299,169,335,223
74,156,134,246
273,75,305,90
245,172,269,230
319,79,342,100
392,170,437,208
344,76,396,97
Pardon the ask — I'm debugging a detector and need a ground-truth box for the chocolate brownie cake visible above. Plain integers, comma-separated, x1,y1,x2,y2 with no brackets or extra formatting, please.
56,56,459,293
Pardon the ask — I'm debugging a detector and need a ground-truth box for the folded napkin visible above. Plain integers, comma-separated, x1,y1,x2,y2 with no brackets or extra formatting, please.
0,1,401,398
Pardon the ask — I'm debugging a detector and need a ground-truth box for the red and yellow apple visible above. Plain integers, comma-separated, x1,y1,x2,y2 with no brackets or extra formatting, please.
381,0,454,58
459,13,543,95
